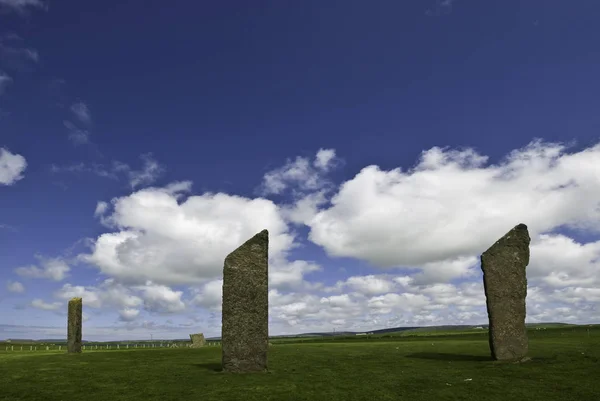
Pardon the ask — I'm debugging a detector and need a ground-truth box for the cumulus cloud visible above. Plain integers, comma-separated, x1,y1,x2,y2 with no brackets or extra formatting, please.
80,183,303,287
259,148,340,196
14,256,70,281
190,279,223,311
50,279,187,320
6,280,24,293
303,140,600,284
133,281,185,314
0,147,27,185
119,308,140,322
529,234,600,289
54,280,142,310
30,299,61,311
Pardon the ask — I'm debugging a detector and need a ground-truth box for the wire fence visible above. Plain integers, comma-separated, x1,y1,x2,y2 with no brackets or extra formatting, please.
1,342,221,352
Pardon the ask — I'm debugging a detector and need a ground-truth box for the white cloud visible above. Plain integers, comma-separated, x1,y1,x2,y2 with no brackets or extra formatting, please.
6,280,24,293
269,260,321,290
190,279,223,311
0,147,27,185
0,71,12,95
119,308,140,322
128,153,164,189
529,234,600,289
80,183,302,286
313,148,338,171
339,275,396,296
30,299,61,311
54,280,143,311
303,140,600,284
14,256,70,281
70,101,91,125
54,283,102,308
134,281,185,314
259,148,340,196
94,201,109,217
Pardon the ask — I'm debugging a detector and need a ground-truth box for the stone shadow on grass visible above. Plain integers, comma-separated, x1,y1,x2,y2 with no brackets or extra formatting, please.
405,352,492,362
191,362,223,372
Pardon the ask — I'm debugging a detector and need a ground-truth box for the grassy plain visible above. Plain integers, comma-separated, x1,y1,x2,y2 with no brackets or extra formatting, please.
0,326,598,401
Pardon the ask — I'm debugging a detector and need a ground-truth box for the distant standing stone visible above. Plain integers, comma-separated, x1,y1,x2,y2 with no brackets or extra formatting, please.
222,229,269,373
481,223,530,361
189,333,206,348
67,297,83,353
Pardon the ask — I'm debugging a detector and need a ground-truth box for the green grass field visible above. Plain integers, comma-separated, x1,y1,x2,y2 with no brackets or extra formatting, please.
1,327,598,401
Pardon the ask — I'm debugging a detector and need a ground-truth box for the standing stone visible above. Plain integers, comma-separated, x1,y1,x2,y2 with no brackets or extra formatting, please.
481,223,530,361
67,297,83,353
189,333,206,348
221,229,269,373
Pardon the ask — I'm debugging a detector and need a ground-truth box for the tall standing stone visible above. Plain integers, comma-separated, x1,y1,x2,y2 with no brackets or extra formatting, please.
67,297,83,353
221,229,269,373
481,223,530,361
189,333,206,348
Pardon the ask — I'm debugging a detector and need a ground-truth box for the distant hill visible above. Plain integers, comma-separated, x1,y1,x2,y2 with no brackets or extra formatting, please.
0,322,585,343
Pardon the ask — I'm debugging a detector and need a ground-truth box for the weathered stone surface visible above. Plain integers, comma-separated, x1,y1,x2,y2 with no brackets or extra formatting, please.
189,333,206,348
67,297,82,353
481,223,530,361
221,229,269,373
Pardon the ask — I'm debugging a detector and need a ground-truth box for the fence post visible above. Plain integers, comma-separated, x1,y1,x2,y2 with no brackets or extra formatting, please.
117,344,120,349
46,346,49,351
59,345,61,351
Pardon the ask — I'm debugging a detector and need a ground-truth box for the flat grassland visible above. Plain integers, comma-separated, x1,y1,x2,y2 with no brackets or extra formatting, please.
0,326,598,401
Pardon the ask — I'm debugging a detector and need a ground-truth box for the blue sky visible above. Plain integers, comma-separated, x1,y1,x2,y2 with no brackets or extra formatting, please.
1,0,599,341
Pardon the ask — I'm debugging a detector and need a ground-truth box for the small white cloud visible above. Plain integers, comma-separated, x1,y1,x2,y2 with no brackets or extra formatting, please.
14,256,70,281
313,148,337,171
0,147,27,185
30,299,62,311
70,101,91,125
6,280,24,293
119,308,140,322
259,148,341,196
94,201,109,217
134,281,185,314
128,153,165,189
0,71,12,95
190,279,223,311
